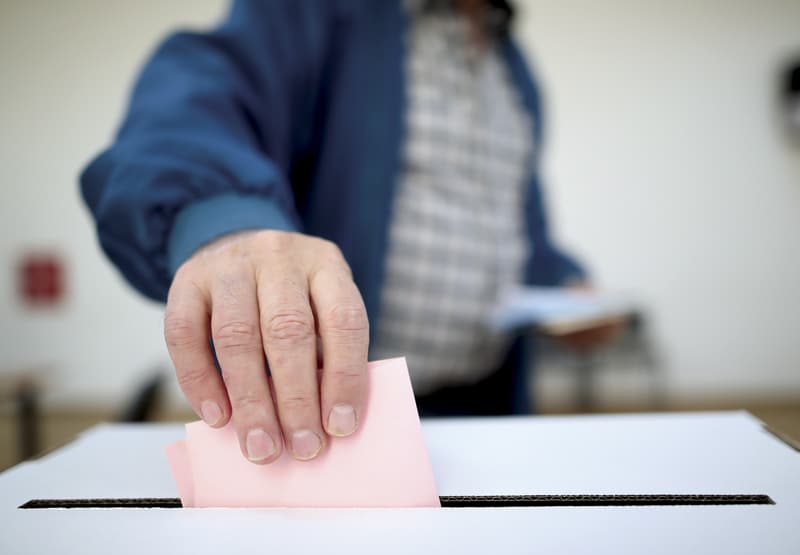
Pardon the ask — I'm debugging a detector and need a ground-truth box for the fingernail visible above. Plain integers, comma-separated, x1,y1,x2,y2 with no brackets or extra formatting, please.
327,404,357,437
246,429,277,462
200,400,223,426
291,429,323,460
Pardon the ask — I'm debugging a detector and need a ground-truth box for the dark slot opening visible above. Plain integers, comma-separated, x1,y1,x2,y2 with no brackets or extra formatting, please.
438,494,775,507
20,498,183,509
19,494,774,509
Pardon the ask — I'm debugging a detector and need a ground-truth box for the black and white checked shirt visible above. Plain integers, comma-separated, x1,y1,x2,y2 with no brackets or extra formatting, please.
371,5,534,394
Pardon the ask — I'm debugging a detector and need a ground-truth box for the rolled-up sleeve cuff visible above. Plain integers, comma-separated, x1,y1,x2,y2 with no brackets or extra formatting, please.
166,193,297,276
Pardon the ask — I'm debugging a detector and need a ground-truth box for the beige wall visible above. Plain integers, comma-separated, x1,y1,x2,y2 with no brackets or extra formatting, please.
0,0,227,410
516,0,800,402
1,0,798,411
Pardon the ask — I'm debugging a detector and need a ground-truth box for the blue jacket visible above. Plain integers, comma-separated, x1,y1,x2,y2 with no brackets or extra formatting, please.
81,0,584,351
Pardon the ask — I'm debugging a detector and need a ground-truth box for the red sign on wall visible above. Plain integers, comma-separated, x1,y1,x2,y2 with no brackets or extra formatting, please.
18,253,65,306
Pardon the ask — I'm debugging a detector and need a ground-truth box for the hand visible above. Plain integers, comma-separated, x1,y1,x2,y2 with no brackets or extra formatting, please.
545,280,626,351
164,230,369,464
548,317,626,351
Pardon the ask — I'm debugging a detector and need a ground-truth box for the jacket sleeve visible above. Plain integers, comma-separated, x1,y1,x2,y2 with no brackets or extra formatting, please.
80,0,332,302
503,40,587,287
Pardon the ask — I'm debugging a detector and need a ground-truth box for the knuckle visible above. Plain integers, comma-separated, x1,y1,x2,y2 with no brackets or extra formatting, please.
214,321,261,354
280,394,315,414
172,259,200,283
215,273,251,307
328,368,364,388
326,303,368,334
230,392,264,411
170,266,188,287
164,316,201,350
176,366,210,391
257,229,293,252
199,230,258,259
264,309,315,346
316,240,347,267
317,238,342,257
167,273,206,305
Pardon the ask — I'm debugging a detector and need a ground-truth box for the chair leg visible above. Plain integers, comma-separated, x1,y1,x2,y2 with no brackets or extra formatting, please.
17,383,40,461
575,353,598,412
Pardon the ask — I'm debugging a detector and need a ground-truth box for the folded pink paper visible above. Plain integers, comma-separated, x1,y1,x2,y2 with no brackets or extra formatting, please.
165,357,440,508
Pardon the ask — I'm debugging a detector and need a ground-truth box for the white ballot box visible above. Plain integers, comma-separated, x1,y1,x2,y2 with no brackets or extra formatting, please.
1,411,798,554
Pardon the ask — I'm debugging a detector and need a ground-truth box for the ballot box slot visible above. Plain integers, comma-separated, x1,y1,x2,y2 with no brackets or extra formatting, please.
19,494,774,509
437,494,774,507
20,498,184,509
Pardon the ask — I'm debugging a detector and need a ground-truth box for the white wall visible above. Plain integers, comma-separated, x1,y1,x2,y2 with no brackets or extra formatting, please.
0,0,798,410
516,0,800,401
0,0,228,409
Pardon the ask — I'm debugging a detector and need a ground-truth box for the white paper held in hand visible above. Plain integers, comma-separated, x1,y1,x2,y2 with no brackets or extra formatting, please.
489,286,635,334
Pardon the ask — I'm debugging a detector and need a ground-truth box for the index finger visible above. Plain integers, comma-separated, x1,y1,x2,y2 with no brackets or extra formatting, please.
164,276,231,429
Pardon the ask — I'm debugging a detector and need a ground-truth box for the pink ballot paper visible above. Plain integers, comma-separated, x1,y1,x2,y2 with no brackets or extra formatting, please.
165,357,440,508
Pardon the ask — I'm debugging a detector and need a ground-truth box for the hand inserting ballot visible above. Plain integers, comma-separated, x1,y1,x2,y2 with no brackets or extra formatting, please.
164,229,369,464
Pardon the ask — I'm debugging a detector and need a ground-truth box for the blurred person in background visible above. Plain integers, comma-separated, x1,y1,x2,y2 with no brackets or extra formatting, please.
81,0,617,464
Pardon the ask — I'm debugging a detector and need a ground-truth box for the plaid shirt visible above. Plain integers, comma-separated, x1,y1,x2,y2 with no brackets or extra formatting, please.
371,5,533,394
